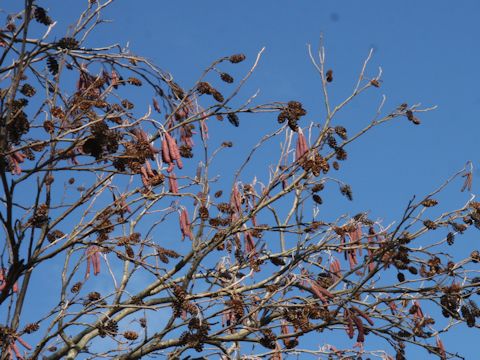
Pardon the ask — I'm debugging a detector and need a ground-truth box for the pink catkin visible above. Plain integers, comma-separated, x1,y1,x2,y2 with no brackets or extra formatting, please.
144,161,155,177
175,157,183,170
414,301,424,319
15,336,32,350
179,211,186,240
354,225,363,256
0,268,18,293
165,133,180,160
244,231,256,255
367,251,375,273
345,309,355,339
388,301,397,314
164,132,184,171
310,279,334,298
12,343,23,359
436,336,446,360
161,138,172,164
307,279,332,304
351,314,365,343
295,130,309,161
348,251,358,270
9,151,26,175
330,258,341,279
86,246,101,277
351,306,374,326
230,185,242,213
140,167,150,187
179,208,193,240
169,173,179,194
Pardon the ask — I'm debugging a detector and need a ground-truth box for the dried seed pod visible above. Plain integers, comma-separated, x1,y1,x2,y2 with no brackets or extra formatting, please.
334,126,348,140
326,69,333,82
127,77,142,86
47,229,64,243
212,90,224,102
423,220,438,230
471,250,480,262
71,282,82,293
23,323,39,334
34,6,53,25
312,183,324,192
227,113,240,127
121,99,134,110
87,291,101,301
199,206,209,220
229,53,246,63
259,329,277,349
421,198,438,207
447,232,455,246
56,37,79,50
125,246,134,258
47,57,59,75
335,147,347,161
269,257,286,266
461,304,476,327
408,266,418,275
20,84,36,97
43,121,55,134
101,320,118,337
220,72,234,83
313,194,323,205
405,110,421,125
197,82,213,94
451,222,467,233
123,331,139,341
340,185,353,201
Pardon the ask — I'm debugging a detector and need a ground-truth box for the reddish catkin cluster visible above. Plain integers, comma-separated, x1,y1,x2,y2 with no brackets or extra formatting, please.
8,150,26,175
162,132,183,173
168,172,179,194
343,308,368,346
140,160,164,187
301,269,334,305
0,326,31,360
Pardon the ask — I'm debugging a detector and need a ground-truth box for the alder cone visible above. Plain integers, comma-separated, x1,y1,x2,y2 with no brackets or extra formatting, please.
47,57,59,75
34,6,53,25
227,113,240,127
229,53,246,63
123,331,139,341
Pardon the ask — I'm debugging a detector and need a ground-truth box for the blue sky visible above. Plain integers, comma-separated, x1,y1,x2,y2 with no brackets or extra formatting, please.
83,0,480,210
6,0,480,358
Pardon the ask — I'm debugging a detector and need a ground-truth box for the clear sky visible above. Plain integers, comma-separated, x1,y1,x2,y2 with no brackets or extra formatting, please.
9,0,480,358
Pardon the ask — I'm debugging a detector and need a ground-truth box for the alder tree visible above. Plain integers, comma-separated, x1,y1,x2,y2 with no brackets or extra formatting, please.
0,1,479,360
